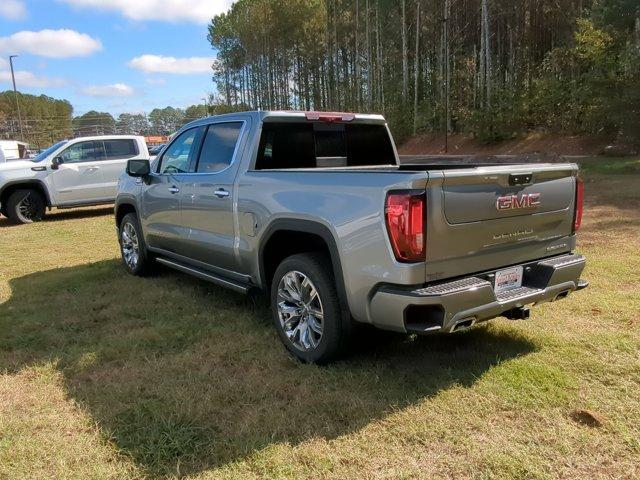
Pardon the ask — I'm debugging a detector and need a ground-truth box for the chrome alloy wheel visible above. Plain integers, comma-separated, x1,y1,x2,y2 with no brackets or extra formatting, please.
277,271,324,351
121,222,140,269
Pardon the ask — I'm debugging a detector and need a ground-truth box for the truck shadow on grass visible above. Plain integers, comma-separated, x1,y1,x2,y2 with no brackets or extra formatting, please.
0,206,113,227
0,260,537,478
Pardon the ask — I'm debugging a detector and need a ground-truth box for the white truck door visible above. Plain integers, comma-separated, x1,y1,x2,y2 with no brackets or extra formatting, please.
95,139,142,200
50,140,106,205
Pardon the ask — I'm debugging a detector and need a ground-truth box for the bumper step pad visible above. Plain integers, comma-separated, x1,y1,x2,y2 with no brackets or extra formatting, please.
496,286,540,303
413,277,489,296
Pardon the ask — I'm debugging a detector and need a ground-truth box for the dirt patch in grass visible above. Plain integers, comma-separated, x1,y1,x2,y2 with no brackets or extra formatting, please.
570,409,607,428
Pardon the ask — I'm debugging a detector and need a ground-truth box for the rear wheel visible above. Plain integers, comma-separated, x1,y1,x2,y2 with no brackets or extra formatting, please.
119,213,154,276
271,253,350,364
5,189,46,224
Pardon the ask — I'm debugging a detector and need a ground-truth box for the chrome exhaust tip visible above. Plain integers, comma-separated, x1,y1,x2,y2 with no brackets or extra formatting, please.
451,317,476,332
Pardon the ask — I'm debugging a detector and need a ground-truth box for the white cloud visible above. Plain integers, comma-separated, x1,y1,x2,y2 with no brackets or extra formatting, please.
145,77,167,86
60,0,235,24
80,83,135,97
0,29,102,59
0,0,27,20
128,55,212,74
0,70,67,88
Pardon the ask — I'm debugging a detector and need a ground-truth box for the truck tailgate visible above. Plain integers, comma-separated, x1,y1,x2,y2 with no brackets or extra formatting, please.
425,164,578,282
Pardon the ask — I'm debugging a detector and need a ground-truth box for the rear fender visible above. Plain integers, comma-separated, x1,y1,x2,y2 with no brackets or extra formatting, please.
259,218,349,315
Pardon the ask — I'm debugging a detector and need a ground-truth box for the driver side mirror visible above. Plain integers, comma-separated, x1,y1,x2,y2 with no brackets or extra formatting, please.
51,156,64,170
126,159,151,177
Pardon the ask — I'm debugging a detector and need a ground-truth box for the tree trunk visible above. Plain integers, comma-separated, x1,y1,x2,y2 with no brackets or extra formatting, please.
413,2,420,134
482,0,492,109
326,0,333,108
366,0,372,110
635,8,640,47
401,0,408,102
355,0,361,108
376,0,385,112
443,0,451,150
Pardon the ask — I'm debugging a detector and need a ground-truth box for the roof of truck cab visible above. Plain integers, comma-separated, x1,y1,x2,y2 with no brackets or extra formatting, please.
67,135,145,141
182,110,387,129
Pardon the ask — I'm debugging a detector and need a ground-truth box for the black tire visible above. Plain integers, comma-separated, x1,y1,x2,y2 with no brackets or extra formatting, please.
5,189,46,224
271,253,351,364
119,212,154,276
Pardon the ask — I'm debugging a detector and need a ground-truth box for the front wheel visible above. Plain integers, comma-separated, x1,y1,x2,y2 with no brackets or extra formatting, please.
271,253,350,364
5,189,46,224
119,213,154,276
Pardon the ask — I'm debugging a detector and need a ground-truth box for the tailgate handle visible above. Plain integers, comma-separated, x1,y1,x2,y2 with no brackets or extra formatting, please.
509,173,533,186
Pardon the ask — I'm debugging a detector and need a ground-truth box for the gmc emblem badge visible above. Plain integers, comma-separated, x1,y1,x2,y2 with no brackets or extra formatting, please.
496,193,541,211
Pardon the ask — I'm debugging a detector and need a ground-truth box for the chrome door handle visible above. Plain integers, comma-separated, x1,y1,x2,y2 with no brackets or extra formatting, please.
214,189,230,198
87,166,100,171
168,186,180,194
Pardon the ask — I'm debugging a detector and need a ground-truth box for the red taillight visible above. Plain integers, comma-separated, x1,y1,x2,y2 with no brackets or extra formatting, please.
304,112,355,122
385,192,425,262
573,178,584,232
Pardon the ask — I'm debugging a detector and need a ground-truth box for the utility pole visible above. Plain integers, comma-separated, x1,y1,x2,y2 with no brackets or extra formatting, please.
202,97,209,116
9,55,24,142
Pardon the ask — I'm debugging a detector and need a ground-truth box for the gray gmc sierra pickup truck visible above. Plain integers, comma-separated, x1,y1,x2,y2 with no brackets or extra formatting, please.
115,110,587,363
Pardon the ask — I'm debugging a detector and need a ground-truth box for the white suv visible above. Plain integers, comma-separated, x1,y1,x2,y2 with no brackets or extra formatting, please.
0,135,148,224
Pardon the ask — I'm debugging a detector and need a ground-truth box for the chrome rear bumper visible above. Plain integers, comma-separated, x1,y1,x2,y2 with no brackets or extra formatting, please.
369,253,587,333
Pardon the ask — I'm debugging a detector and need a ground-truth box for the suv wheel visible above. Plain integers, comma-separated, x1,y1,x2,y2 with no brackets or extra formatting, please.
6,189,46,224
271,253,350,364
119,213,153,276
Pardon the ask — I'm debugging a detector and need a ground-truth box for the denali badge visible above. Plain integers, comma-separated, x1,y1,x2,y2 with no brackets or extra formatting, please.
496,193,541,211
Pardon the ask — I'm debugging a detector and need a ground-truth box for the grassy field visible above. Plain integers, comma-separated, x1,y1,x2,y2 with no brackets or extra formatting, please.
1,159,639,479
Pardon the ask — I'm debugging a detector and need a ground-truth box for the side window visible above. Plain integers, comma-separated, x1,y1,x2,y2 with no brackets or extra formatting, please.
102,139,138,160
59,141,105,163
196,122,243,173
158,128,200,175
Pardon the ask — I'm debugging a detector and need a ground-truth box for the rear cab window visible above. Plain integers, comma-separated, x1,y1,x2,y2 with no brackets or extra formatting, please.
101,139,138,160
255,121,396,170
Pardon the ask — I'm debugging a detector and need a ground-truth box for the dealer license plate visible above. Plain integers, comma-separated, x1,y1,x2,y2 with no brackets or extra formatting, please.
494,266,523,294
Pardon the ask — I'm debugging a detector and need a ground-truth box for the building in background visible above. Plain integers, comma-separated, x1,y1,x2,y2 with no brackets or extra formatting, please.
144,136,170,147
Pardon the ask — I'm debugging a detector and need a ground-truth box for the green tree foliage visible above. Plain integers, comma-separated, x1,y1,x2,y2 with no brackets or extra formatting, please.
148,107,185,135
116,113,150,135
72,111,116,136
184,104,208,123
0,91,73,148
208,0,640,145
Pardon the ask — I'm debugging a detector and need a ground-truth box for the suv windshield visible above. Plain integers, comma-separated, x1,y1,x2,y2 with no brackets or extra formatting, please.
33,141,68,162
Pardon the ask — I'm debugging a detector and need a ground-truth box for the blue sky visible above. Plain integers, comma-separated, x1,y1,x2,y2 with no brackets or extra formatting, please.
0,0,235,115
